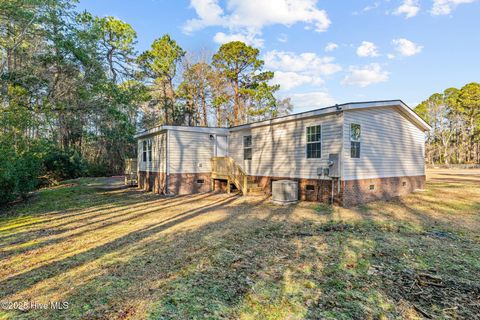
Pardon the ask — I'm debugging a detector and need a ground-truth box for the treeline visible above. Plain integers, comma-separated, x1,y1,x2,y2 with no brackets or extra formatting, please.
415,82,480,165
0,0,289,203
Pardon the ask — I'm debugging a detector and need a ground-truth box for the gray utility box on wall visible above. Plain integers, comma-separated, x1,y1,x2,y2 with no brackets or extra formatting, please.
328,154,340,178
272,180,298,204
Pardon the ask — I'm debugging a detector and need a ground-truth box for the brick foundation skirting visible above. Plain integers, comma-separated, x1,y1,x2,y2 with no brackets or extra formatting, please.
139,171,425,207
138,171,211,195
250,175,343,205
138,171,166,194
250,174,425,207
342,175,425,207
168,173,212,195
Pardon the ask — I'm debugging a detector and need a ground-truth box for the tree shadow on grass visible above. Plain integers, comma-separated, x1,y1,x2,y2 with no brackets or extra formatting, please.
0,193,217,258
2,179,479,319
0,195,240,298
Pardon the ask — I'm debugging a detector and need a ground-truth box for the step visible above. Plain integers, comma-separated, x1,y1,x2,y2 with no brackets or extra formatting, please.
247,187,264,193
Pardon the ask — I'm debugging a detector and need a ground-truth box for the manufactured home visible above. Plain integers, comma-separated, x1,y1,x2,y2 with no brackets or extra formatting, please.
134,100,431,206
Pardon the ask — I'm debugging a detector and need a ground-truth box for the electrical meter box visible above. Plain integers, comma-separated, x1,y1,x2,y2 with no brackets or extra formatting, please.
328,154,340,178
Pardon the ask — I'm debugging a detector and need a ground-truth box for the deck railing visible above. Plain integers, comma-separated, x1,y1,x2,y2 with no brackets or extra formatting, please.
124,158,138,186
211,157,248,195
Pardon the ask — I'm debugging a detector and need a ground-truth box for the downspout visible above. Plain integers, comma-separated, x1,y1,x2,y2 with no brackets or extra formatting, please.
166,129,170,195
337,106,344,205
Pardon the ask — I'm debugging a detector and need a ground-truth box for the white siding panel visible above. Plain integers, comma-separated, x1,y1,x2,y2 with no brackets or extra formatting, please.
137,133,167,173
342,107,425,180
229,114,343,179
168,130,215,173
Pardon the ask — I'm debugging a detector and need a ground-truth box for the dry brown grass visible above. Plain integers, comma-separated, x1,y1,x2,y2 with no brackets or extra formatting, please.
0,169,479,319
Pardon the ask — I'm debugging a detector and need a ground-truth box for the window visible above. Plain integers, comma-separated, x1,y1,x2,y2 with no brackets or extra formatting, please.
305,185,315,191
350,123,361,158
196,179,205,184
306,125,321,158
143,139,152,162
147,139,152,162
243,135,252,160
142,140,147,162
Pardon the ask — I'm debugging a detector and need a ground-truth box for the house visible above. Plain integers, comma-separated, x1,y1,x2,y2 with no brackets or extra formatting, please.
134,100,431,206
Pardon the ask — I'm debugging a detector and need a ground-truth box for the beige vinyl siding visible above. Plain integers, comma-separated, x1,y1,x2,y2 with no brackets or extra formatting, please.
168,130,215,174
229,114,343,179
137,132,167,173
342,107,425,180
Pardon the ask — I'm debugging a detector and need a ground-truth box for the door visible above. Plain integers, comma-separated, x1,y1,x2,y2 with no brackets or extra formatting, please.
216,135,228,157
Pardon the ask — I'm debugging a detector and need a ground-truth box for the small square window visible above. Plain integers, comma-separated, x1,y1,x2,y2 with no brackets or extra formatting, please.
369,184,375,190
305,185,315,191
402,181,407,187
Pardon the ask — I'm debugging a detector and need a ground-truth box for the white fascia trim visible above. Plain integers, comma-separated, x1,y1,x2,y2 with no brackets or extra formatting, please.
342,101,432,132
229,100,431,132
135,125,229,138
229,106,341,131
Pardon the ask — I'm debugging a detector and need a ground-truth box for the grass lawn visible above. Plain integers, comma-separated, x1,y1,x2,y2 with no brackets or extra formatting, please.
0,170,479,319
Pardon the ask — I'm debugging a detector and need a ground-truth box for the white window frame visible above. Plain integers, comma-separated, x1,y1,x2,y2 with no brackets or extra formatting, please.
243,135,252,160
142,140,147,162
350,123,361,159
305,124,322,159
147,139,153,162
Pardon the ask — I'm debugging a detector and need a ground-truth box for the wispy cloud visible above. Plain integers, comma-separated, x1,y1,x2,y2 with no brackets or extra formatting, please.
325,42,339,52
392,38,423,56
393,0,420,18
431,0,477,15
356,41,380,57
342,63,389,87
265,50,342,91
184,0,330,46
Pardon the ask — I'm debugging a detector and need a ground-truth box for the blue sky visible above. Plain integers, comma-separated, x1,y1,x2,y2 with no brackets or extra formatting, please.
77,0,480,112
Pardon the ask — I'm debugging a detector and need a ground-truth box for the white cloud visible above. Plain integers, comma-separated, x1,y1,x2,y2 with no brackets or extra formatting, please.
184,0,331,46
392,38,423,56
213,32,264,47
264,50,341,91
272,71,324,90
353,1,381,15
342,63,389,87
356,41,380,57
393,0,420,18
387,53,396,59
264,50,342,75
325,42,338,52
184,0,225,33
277,33,288,43
289,92,336,111
431,0,476,15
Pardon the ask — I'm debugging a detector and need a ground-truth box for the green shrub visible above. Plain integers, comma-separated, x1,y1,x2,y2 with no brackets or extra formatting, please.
86,162,112,177
42,148,87,181
0,144,42,204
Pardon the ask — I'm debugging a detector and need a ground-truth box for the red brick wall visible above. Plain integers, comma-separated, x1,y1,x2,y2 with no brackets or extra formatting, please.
342,175,425,207
251,174,425,207
139,171,425,207
138,171,166,194
250,175,343,205
167,173,212,195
